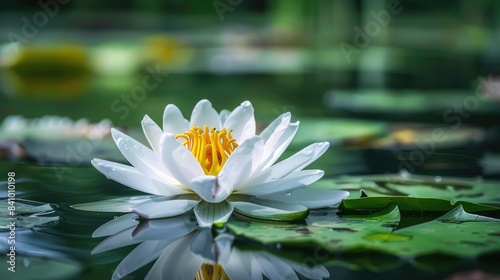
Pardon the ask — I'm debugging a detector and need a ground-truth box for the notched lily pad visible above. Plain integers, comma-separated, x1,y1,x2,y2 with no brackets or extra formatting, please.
227,205,500,261
339,196,500,215
317,174,500,206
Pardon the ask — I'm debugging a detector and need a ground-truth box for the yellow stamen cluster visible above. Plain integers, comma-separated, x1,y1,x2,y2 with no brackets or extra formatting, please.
176,126,238,175
195,263,230,280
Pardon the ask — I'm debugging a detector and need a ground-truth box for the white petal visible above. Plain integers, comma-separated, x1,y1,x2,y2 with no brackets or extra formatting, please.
145,232,203,280
223,100,256,143
163,104,189,135
131,214,197,240
189,229,216,262
141,115,163,155
92,159,187,196
92,226,142,254
259,188,349,209
259,112,290,142
160,134,204,186
194,200,234,227
93,213,139,238
258,254,298,280
213,233,235,264
111,128,178,185
190,99,221,130
190,175,233,203
221,136,263,189
258,115,299,170
239,170,324,196
112,239,176,280
221,250,259,280
232,200,308,221
219,109,231,124
132,199,199,219
245,142,329,187
72,195,156,212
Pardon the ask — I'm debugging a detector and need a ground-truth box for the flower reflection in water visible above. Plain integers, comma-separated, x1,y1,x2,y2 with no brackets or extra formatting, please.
92,214,329,280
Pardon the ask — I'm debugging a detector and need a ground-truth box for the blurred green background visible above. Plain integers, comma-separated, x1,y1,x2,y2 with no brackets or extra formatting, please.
0,0,499,176
1,0,499,121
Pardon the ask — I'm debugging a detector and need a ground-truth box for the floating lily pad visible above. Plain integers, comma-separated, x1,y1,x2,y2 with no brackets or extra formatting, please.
339,197,500,215
0,200,52,215
324,90,499,115
0,200,59,229
0,216,60,230
314,174,500,206
227,205,500,260
228,205,399,251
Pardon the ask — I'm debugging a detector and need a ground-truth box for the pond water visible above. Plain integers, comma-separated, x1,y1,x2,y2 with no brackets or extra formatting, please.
1,73,499,280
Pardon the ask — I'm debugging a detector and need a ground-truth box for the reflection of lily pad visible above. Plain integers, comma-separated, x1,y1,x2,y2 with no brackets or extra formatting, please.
323,252,402,273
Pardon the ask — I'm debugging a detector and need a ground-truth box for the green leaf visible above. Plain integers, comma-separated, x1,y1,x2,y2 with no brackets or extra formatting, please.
0,199,59,229
315,174,500,206
0,200,53,215
339,196,500,214
227,205,500,260
387,205,500,258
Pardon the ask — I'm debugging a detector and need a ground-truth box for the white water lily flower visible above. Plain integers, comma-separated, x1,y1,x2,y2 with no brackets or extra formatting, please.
74,100,349,227
92,213,330,280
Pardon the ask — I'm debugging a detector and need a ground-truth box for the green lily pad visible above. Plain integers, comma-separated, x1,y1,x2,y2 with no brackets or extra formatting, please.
0,200,52,215
227,205,500,260
339,196,500,214
385,205,500,258
314,174,500,206
0,199,59,229
228,204,399,250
